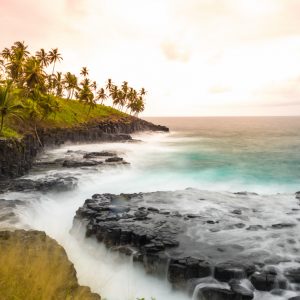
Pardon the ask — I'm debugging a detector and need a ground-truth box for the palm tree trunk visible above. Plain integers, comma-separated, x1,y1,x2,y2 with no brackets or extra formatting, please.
52,61,56,76
34,124,43,147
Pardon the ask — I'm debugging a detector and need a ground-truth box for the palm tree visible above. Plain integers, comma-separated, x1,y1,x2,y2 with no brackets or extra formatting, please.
53,72,63,97
106,78,112,91
12,41,30,56
126,88,137,114
63,72,78,99
48,48,63,75
23,57,45,92
78,81,95,115
140,87,147,96
109,85,119,107
36,48,49,67
95,88,107,105
0,82,24,133
1,47,11,60
5,42,29,85
80,67,88,77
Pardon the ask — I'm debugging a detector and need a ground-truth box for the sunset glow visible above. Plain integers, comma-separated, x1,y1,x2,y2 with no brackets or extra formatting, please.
2,0,300,116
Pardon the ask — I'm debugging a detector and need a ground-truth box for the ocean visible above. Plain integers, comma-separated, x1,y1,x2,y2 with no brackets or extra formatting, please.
144,116,300,193
4,116,300,300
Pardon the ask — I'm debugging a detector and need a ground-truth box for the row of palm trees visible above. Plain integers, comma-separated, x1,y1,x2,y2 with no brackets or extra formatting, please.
0,41,147,134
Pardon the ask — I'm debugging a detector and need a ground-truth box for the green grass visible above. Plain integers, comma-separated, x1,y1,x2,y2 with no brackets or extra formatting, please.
1,96,132,139
46,98,129,128
1,126,22,139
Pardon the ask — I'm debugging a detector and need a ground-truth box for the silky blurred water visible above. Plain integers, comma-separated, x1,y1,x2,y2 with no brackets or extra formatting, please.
144,117,300,193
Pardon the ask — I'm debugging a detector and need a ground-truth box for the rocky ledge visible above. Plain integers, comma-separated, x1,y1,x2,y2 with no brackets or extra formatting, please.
73,190,300,300
0,230,100,299
0,117,168,180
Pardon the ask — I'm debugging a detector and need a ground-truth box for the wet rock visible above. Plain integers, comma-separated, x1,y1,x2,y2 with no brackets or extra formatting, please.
271,223,296,229
229,279,254,300
0,176,78,193
83,151,116,159
234,192,258,196
168,257,211,287
73,190,294,296
186,277,219,296
296,192,300,200
285,268,300,283
143,252,169,276
246,225,264,231
214,262,254,282
105,157,124,163
250,271,288,291
196,287,236,300
234,223,246,229
147,207,160,213
288,296,300,300
232,209,242,215
62,160,102,167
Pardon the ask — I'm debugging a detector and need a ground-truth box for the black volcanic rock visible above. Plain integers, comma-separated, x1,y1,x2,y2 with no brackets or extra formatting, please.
250,271,288,291
73,191,281,292
83,151,117,159
105,157,124,163
214,261,254,282
62,160,102,168
0,176,78,193
195,287,237,300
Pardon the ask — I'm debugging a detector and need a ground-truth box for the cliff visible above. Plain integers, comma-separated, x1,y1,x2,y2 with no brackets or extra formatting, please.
0,117,168,179
0,230,100,300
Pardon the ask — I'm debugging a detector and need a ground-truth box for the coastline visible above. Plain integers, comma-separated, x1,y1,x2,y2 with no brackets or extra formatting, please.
0,117,169,180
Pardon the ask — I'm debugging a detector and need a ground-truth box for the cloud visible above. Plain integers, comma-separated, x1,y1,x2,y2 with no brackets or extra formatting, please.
161,41,190,62
209,85,231,94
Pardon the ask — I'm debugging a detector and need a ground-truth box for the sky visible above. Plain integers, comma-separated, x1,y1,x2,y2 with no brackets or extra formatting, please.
1,0,300,116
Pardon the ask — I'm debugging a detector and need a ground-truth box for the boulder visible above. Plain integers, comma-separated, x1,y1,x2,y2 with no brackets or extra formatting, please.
0,176,78,193
196,287,236,300
250,271,288,291
229,279,254,300
62,160,102,167
214,262,254,282
285,268,300,283
105,157,124,163
83,151,116,158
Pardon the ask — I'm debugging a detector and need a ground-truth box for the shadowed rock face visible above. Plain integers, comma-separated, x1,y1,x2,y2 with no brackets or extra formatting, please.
0,118,169,180
0,230,100,300
73,190,300,299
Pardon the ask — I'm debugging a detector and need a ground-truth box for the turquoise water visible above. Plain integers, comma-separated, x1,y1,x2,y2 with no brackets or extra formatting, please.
144,117,300,193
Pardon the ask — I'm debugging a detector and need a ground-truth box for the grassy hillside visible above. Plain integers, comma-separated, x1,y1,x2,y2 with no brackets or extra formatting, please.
2,96,130,139
45,98,128,127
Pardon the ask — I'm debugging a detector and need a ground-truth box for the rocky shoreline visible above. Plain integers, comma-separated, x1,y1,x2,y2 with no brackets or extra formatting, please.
73,191,300,300
0,230,100,299
0,117,168,180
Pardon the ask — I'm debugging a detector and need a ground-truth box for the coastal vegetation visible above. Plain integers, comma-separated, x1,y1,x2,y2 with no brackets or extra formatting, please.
0,41,146,138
